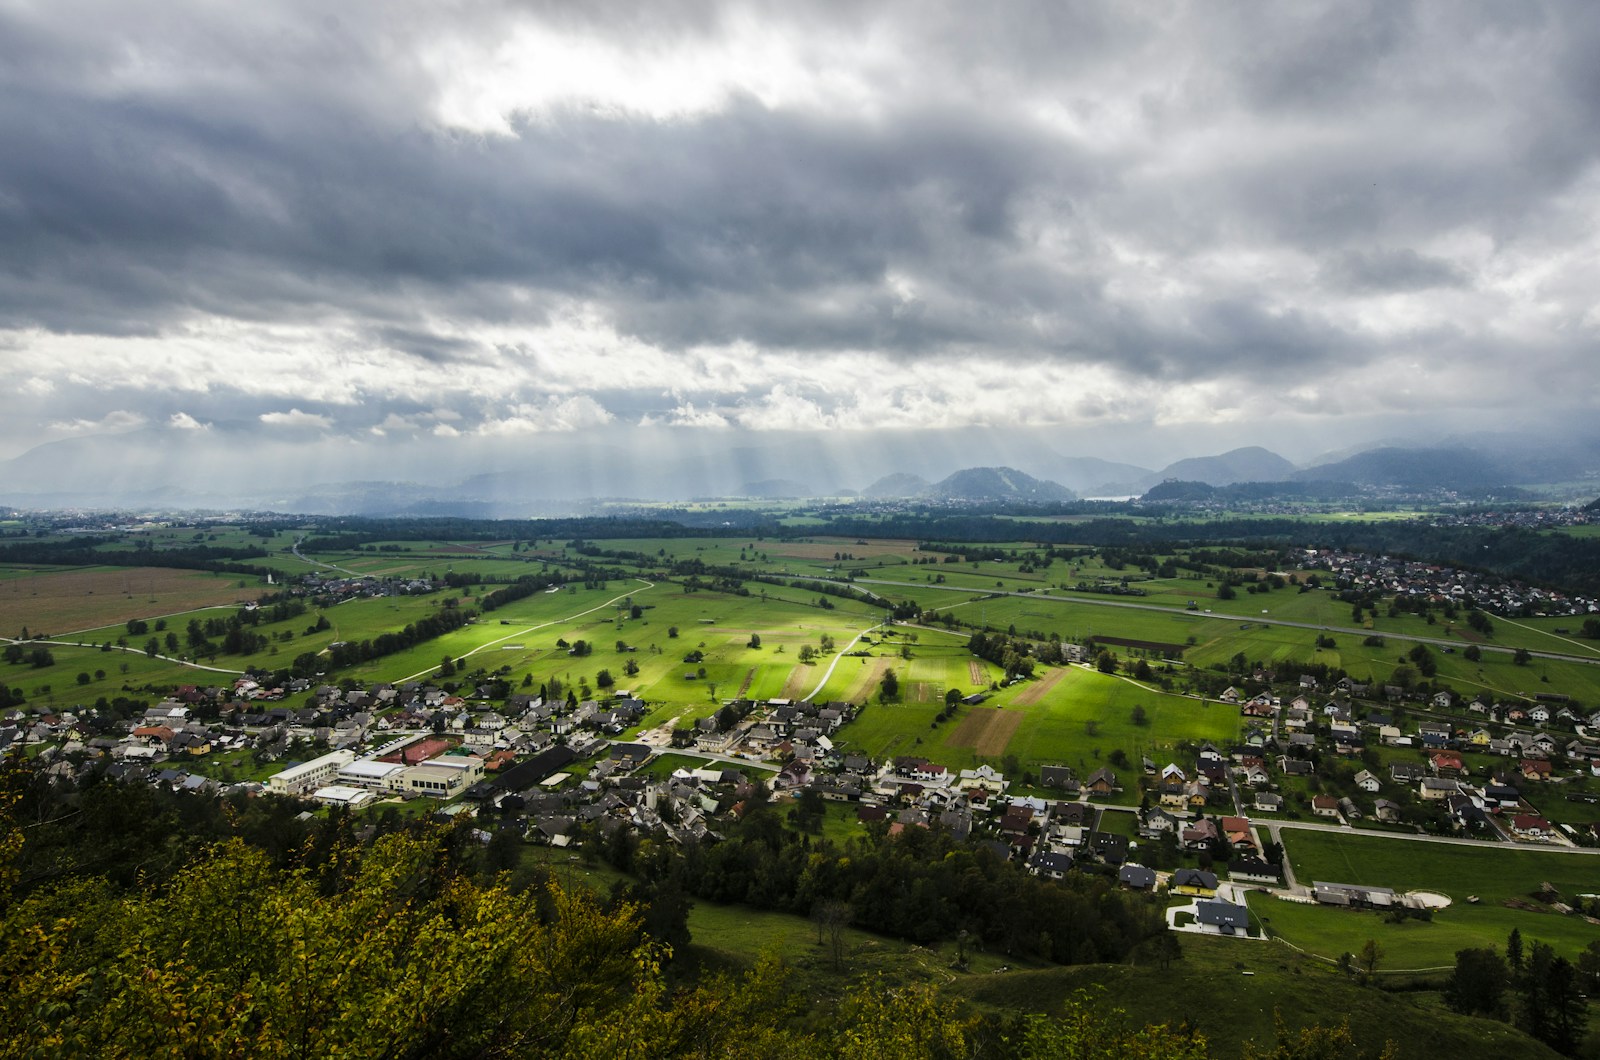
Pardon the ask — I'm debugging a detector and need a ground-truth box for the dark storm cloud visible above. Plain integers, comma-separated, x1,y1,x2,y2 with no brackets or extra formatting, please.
1320,249,1469,294
0,65,1105,358
1,0,1598,461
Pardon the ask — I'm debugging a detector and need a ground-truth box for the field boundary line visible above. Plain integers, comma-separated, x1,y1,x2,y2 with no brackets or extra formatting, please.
394,579,658,684
2,635,247,675
1266,934,1451,974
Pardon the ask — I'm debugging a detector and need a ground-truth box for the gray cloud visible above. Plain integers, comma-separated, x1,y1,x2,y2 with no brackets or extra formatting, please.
1,1,1597,479
1320,248,1470,294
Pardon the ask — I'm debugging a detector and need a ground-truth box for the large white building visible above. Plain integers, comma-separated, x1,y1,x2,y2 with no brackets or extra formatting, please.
311,784,376,808
268,750,357,796
393,755,486,799
337,759,407,791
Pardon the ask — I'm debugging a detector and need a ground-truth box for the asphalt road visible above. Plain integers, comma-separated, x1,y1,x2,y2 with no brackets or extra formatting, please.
1263,818,1600,855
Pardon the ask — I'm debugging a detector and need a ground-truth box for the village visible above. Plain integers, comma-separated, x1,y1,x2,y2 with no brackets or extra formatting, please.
8,651,1600,949
1300,548,1600,619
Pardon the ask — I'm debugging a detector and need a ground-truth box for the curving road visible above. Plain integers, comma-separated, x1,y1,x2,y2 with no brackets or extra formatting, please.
0,635,247,675
802,620,887,702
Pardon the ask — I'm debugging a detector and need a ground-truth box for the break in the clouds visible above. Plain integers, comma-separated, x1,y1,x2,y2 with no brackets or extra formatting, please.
2,0,1599,474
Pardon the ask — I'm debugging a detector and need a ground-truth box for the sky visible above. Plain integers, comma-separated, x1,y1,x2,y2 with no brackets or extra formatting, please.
2,1,1599,500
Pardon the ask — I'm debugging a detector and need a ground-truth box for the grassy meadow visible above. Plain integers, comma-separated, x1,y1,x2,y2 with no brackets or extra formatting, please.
1256,829,1600,967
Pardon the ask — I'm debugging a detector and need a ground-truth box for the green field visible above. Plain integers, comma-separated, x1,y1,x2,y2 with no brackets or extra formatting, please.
833,661,1240,776
1261,830,1600,967
9,526,1600,795
673,882,1565,1060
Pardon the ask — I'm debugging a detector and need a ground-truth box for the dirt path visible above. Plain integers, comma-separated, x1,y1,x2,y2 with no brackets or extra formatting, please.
842,657,892,702
948,708,1024,756
1010,665,1067,706
736,668,755,697
779,665,816,700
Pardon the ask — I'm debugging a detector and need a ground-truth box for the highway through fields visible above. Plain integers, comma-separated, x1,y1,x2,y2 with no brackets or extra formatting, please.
1261,818,1600,855
849,577,1600,668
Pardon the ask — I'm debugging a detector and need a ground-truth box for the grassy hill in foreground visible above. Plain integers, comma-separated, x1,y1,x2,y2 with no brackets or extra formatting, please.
952,935,1565,1060
673,888,1569,1060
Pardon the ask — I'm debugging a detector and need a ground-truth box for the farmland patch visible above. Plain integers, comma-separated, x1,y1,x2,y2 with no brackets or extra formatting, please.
769,539,921,561
1009,666,1067,707
841,658,893,702
0,567,257,635
948,708,1023,756
1090,635,1187,655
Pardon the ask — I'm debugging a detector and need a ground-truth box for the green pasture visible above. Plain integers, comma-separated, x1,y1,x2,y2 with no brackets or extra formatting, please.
951,931,1563,1060
870,562,1600,676
987,666,1240,769
1264,829,1600,965
832,662,1240,775
0,568,68,589
328,582,886,706
682,896,1051,993
635,753,708,779
0,640,245,705
1549,524,1600,539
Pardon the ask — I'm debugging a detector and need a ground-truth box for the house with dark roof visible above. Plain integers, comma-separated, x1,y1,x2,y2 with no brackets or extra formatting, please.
1195,899,1249,934
1084,767,1117,794
1091,831,1130,866
1171,868,1218,896
1228,857,1283,884
1029,850,1075,880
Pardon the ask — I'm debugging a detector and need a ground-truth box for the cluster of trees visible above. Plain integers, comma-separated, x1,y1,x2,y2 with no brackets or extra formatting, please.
290,601,476,675
2,644,53,668
967,631,1036,680
0,757,1249,1060
0,538,270,577
613,811,1170,966
1443,930,1593,1055
473,573,563,605
797,633,836,664
781,576,879,608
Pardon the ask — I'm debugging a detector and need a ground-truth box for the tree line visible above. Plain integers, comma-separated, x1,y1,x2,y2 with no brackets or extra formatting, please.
605,803,1170,968
1442,928,1594,1056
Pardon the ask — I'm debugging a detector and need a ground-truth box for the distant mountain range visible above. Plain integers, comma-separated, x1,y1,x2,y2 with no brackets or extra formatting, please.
1134,442,1588,500
3,426,1597,514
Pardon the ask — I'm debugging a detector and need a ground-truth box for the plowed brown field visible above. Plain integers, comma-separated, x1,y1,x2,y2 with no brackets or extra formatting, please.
948,708,1023,756
0,567,256,635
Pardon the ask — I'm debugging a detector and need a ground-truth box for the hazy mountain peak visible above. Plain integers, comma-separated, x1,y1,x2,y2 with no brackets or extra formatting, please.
1154,446,1296,486
931,466,1075,503
861,472,932,499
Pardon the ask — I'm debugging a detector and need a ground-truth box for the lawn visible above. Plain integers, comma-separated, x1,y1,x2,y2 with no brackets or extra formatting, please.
1263,829,1600,966
833,662,1241,775
950,931,1560,1060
